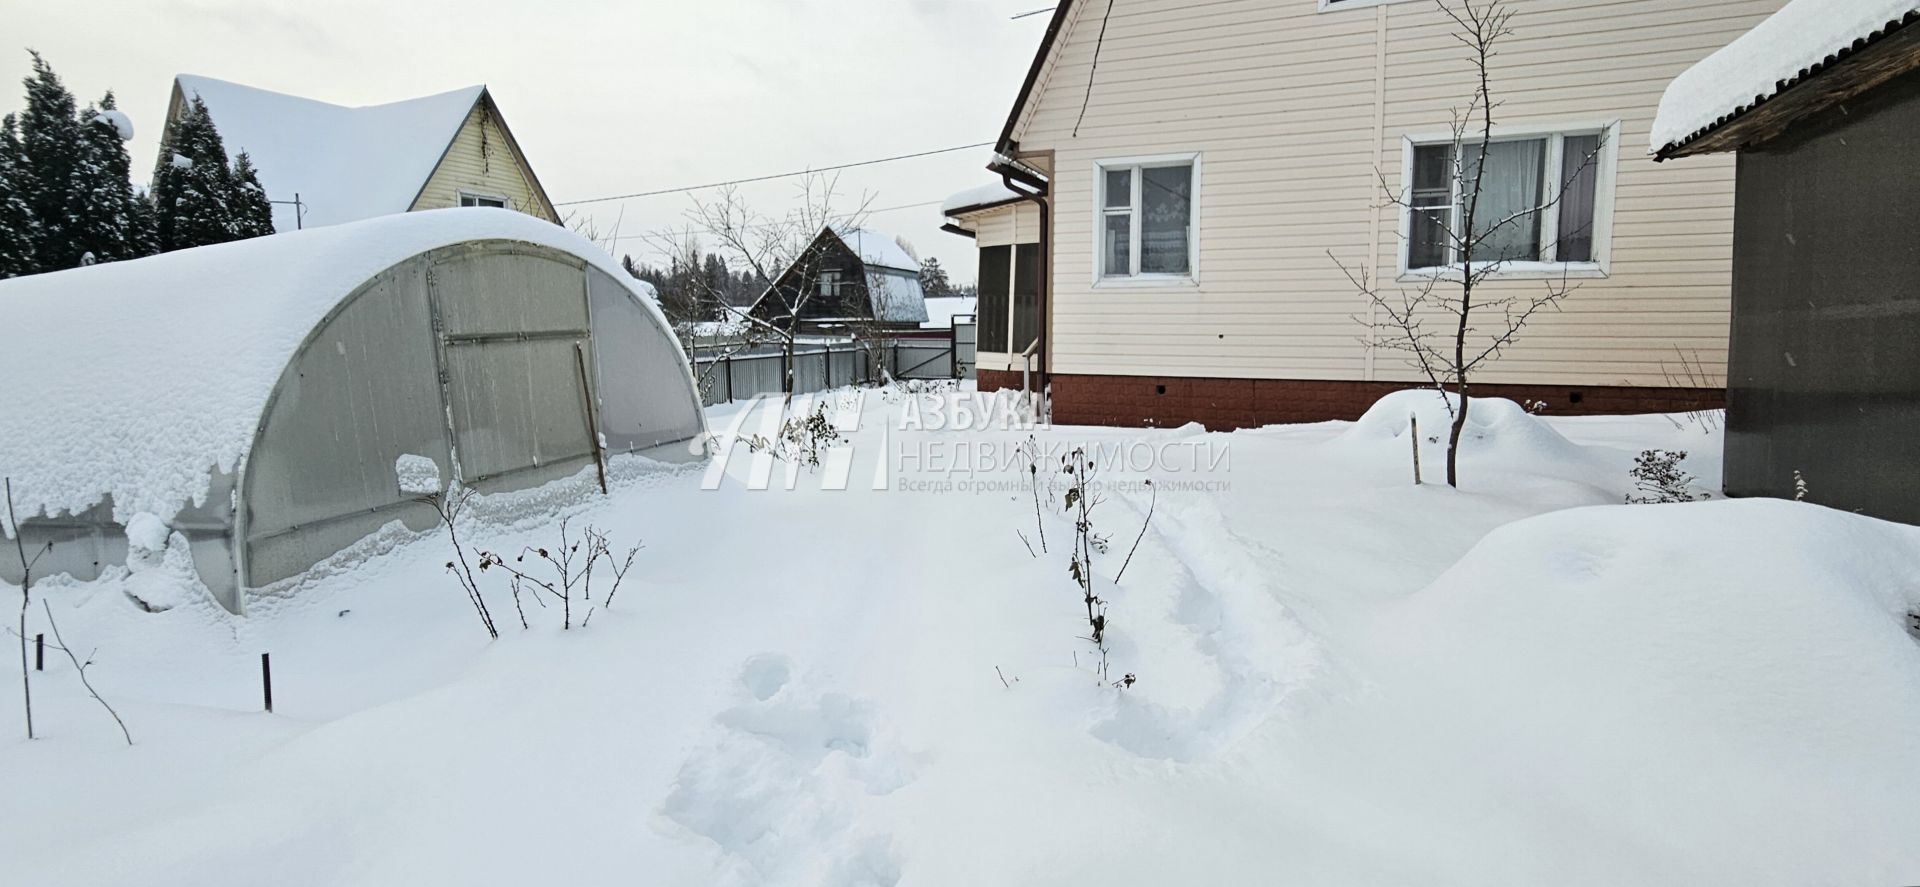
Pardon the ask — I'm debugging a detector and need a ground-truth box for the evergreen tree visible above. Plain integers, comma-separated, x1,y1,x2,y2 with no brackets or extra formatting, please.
228,151,274,239
69,92,144,265
919,256,953,298
0,113,36,277
18,51,82,271
153,96,241,251
126,188,159,257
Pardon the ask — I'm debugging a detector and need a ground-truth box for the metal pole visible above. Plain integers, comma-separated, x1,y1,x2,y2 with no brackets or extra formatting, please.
34,634,42,671
573,343,609,495
1411,414,1423,486
724,353,736,403
261,653,273,713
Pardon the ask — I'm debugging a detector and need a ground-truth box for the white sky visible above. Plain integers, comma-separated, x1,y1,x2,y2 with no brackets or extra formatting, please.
2,0,1053,285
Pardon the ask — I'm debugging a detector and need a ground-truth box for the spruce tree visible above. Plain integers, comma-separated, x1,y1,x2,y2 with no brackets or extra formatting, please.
153,96,239,251
18,51,82,271
228,151,274,239
70,92,143,265
919,256,953,298
0,113,36,277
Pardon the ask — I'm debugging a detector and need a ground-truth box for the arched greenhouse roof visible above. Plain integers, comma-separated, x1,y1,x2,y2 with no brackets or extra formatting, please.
0,209,679,526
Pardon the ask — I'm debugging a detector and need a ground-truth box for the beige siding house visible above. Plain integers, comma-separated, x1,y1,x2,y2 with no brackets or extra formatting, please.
165,75,559,232
946,0,1786,427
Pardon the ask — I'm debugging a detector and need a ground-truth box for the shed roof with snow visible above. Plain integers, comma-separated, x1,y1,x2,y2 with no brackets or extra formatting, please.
1652,1,1920,158
167,75,560,230
0,210,704,609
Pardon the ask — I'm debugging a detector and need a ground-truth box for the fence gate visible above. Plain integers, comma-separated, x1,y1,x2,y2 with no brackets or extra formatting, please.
952,315,977,379
428,246,599,489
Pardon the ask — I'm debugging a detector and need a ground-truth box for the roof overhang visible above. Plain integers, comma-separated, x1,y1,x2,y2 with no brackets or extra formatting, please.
995,1,1080,157
1658,9,1920,159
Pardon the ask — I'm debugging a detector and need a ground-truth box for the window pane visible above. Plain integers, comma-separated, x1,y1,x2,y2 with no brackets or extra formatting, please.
1464,138,1545,263
1104,168,1131,209
1140,164,1192,275
1409,208,1451,269
1556,133,1601,263
1012,243,1043,352
1102,213,1132,277
1412,144,1452,193
1409,144,1454,269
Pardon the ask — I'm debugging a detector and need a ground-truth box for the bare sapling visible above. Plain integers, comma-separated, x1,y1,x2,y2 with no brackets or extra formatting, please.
1019,434,1048,555
6,478,128,743
475,518,641,631
1061,448,1125,686
417,486,499,640
37,600,132,745
1338,0,1598,489
1626,449,1707,504
6,477,49,739
1114,479,1154,585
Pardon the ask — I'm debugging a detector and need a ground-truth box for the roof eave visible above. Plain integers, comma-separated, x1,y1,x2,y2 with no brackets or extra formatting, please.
1656,9,1920,160
995,0,1080,157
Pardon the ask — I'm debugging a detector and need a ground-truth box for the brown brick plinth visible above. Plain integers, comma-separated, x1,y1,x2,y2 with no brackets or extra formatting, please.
976,368,1024,392
1047,373,1724,430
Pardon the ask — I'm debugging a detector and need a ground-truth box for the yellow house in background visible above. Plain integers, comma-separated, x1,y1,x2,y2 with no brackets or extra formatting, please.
163,75,559,231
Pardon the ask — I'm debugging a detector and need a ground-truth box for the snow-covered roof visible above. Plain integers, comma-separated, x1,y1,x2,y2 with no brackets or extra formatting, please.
832,227,920,273
865,267,930,324
1651,0,1920,154
942,182,1023,215
173,75,486,231
0,209,662,525
921,295,977,329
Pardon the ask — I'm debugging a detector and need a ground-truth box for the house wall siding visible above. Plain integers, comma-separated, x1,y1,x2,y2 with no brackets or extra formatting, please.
410,101,558,222
1011,0,1783,389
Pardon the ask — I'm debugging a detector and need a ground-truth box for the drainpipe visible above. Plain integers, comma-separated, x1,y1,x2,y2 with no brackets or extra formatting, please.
989,154,1050,406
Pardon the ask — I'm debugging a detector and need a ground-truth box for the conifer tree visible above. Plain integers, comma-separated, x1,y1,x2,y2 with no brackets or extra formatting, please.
70,92,144,265
228,151,275,239
18,51,82,270
152,96,239,251
0,113,36,277
919,256,953,298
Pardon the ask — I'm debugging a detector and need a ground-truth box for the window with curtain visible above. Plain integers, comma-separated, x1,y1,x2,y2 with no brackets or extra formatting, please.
1098,158,1195,280
1406,128,1606,271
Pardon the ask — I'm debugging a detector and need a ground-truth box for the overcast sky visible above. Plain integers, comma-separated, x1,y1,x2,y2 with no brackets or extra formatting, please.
2,0,1051,284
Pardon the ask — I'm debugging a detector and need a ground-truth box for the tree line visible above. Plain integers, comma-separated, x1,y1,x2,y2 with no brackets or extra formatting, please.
0,52,274,279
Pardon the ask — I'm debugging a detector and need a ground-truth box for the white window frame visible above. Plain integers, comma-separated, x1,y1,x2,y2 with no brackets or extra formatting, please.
1397,119,1620,282
1091,152,1201,288
458,190,511,209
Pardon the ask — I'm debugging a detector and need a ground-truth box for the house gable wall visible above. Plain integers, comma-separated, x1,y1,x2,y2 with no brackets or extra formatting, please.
1011,0,1784,390
409,97,558,222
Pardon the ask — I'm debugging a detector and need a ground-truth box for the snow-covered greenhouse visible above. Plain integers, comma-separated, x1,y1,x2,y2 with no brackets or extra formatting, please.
0,210,707,612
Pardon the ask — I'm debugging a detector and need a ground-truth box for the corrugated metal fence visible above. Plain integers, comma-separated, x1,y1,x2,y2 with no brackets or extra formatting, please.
690,319,976,406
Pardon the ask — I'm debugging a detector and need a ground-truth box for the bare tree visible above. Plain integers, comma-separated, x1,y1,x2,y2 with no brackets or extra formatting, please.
1336,0,1601,488
651,173,874,402
5,478,46,740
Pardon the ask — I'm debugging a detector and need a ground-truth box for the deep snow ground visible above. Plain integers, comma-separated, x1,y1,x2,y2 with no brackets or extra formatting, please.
3,385,1918,886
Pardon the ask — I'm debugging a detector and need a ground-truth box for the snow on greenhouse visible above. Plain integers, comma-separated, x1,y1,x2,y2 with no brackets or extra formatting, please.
0,209,706,611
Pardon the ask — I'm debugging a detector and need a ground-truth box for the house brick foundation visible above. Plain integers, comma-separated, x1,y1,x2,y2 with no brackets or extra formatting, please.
977,373,1722,430
976,368,1025,393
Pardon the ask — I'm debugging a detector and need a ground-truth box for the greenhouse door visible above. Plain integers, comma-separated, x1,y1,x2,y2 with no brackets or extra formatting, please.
428,246,600,489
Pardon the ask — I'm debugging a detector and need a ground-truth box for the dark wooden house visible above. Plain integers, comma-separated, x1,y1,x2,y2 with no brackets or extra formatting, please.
1655,3,1920,522
753,226,930,335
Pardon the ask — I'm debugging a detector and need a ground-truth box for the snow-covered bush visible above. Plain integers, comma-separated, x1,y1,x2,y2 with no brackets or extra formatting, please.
1626,449,1707,505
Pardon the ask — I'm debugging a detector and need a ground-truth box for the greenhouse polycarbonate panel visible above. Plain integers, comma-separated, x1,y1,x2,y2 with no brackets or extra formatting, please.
243,261,454,586
431,248,589,337
586,267,705,453
442,337,596,483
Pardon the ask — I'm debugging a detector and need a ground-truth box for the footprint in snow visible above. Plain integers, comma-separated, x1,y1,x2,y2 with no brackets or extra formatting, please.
660,654,912,886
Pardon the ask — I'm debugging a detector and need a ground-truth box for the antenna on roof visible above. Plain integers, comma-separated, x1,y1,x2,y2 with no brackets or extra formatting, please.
1011,6,1055,19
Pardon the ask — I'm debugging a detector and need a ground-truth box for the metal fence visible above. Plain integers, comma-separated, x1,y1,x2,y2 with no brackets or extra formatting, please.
690,321,978,406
